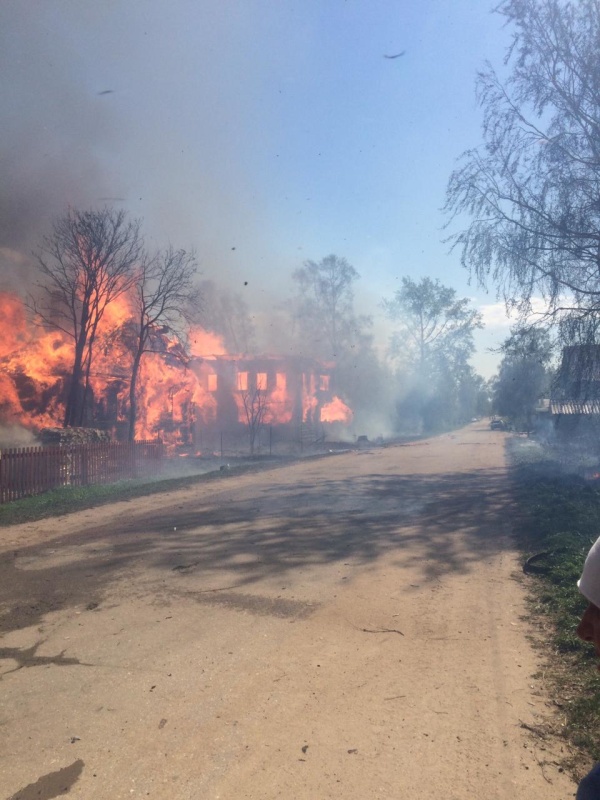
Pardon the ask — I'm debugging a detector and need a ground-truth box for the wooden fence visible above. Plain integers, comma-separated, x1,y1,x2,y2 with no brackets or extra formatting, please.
0,440,164,504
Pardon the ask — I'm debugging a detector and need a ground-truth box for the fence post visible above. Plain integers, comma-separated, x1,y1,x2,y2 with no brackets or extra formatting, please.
81,446,89,485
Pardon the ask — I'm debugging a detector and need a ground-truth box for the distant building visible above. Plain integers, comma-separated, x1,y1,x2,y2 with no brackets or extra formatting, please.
549,345,600,443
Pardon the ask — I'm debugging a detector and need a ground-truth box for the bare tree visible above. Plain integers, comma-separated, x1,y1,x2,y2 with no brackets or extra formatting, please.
128,247,199,440
33,207,142,427
241,378,269,456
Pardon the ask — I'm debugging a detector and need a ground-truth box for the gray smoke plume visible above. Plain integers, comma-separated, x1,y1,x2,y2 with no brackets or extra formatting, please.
0,5,118,292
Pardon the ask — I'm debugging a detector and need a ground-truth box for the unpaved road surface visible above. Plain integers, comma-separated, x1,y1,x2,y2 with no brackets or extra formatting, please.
1,424,576,799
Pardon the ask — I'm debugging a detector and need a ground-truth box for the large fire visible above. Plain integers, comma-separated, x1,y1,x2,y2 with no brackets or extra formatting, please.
0,290,353,442
320,396,353,425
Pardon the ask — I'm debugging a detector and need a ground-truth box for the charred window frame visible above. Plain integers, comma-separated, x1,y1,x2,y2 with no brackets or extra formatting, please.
237,371,248,391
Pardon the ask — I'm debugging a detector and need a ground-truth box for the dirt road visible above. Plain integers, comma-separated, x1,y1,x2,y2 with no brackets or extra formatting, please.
1,424,576,799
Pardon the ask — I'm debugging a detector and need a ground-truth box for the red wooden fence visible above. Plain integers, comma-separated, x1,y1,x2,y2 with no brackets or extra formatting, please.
0,440,164,504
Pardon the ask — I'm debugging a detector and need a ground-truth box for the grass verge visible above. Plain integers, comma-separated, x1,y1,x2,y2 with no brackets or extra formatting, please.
0,459,292,527
509,437,600,775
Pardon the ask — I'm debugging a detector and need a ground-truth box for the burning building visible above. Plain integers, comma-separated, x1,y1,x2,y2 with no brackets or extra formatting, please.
186,353,351,451
0,291,352,450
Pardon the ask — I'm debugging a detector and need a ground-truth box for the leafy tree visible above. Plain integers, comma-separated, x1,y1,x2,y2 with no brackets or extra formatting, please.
456,367,492,421
197,280,256,354
383,277,482,373
127,247,199,440
493,327,553,430
445,0,600,325
290,254,386,427
32,207,142,427
383,277,483,432
417,363,488,432
291,254,368,362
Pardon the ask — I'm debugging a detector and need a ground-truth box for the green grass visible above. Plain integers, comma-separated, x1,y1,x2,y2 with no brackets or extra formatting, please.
0,461,275,527
0,450,342,527
509,438,600,772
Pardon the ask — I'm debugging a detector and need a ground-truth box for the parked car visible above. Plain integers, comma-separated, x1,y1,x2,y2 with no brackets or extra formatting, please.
490,418,506,430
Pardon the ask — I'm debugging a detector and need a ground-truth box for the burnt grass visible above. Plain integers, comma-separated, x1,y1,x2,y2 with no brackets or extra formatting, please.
509,437,600,775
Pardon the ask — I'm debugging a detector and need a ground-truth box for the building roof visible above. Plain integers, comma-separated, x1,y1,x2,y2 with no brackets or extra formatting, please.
550,345,600,414
549,401,600,415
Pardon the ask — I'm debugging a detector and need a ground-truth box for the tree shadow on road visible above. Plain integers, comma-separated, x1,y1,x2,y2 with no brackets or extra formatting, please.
0,465,517,636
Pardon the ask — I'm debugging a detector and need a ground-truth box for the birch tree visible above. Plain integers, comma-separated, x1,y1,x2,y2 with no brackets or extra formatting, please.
445,0,600,325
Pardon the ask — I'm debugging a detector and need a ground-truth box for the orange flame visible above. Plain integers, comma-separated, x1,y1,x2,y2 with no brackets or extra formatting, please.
0,291,353,441
189,326,228,356
320,396,353,424
264,372,293,424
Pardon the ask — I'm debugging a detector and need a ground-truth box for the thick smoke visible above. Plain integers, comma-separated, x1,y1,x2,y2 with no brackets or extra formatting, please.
0,5,119,292
0,3,400,443
0,424,38,450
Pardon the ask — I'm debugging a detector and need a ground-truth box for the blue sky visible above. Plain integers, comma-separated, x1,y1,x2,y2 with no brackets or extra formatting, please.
0,1,519,376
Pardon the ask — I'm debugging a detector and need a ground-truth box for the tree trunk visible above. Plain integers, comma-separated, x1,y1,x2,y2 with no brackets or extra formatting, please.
128,349,143,442
64,336,87,427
